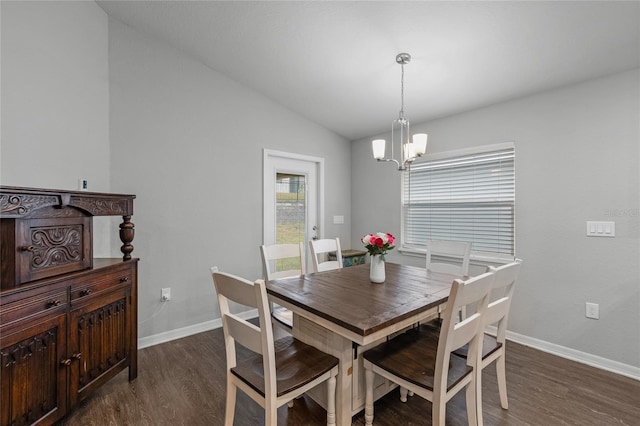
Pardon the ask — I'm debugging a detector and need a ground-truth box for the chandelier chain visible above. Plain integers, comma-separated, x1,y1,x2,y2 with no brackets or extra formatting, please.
399,62,405,119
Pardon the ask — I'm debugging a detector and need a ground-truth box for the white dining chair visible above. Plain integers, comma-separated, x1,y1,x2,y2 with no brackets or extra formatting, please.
309,238,343,273
363,270,495,426
259,242,305,329
426,239,472,276
427,239,473,324
453,259,523,413
210,267,339,426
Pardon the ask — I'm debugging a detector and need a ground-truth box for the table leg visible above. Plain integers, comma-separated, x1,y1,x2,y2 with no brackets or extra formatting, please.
293,315,354,426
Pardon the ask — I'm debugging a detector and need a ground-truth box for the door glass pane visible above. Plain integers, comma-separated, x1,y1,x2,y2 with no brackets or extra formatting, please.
275,173,306,271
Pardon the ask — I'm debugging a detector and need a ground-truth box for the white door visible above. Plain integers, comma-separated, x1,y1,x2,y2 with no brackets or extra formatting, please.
263,150,324,271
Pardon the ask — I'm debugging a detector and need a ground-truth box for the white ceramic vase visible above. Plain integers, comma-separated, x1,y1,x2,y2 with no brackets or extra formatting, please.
369,254,386,283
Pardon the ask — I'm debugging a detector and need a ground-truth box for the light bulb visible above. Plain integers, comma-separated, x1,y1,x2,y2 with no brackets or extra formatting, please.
372,139,386,160
413,133,428,156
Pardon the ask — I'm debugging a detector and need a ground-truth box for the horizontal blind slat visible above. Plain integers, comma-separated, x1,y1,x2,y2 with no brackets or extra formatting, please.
403,146,515,255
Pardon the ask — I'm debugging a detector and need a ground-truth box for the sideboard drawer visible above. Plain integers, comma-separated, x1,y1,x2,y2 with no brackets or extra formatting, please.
0,287,68,328
70,265,134,304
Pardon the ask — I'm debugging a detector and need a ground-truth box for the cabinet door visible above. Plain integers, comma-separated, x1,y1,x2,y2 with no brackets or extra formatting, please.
68,287,131,406
13,217,92,286
0,314,68,426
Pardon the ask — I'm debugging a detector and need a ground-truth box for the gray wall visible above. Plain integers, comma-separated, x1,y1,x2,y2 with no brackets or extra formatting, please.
0,0,114,257
351,69,640,367
1,2,352,341
107,19,351,339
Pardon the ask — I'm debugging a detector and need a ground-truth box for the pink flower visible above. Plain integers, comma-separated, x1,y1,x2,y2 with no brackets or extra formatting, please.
361,232,396,259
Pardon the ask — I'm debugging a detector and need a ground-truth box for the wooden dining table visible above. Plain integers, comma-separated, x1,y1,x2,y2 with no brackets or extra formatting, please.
265,262,458,426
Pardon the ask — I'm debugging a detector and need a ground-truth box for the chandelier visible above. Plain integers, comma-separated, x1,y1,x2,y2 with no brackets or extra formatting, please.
372,53,427,171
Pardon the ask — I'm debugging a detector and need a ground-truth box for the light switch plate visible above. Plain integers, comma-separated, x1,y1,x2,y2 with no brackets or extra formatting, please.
586,302,599,319
333,215,344,225
586,221,615,237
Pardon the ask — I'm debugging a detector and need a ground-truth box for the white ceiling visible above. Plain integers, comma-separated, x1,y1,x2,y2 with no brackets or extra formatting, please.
96,1,640,141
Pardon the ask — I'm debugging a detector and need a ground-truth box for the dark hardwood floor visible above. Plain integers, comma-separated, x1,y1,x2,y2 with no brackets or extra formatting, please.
58,326,640,425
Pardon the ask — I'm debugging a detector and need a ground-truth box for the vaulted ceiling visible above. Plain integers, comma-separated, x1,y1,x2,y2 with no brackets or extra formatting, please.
97,1,640,141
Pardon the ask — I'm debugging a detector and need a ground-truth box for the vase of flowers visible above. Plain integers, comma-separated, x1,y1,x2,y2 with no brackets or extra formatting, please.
361,232,395,283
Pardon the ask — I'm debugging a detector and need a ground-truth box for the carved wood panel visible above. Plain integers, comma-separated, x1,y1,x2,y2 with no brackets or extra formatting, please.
0,194,59,217
29,224,83,269
1,217,92,289
69,288,130,405
0,316,67,426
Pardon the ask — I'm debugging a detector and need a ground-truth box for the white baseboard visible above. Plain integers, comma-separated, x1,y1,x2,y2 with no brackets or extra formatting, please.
485,326,640,381
138,315,639,381
138,309,258,349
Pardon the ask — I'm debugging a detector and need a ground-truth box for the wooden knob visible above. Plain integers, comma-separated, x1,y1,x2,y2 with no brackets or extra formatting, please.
60,358,72,366
20,245,34,252
71,353,82,360
47,300,61,308
119,277,129,283
80,289,93,296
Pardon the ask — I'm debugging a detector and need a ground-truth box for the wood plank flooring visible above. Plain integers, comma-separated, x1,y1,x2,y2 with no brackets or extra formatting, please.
58,327,640,425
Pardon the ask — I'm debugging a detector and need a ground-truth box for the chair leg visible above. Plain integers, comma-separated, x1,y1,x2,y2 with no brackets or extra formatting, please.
432,393,447,426
264,405,278,426
399,386,408,402
496,354,509,409
326,374,337,426
465,373,481,426
225,381,236,426
364,368,375,425
265,403,278,426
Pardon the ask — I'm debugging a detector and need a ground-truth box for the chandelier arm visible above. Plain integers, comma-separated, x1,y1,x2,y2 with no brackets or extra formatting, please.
376,158,401,168
377,157,413,171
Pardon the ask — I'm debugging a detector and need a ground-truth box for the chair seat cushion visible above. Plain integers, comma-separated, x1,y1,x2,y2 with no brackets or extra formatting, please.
231,336,338,397
452,333,502,360
363,325,472,392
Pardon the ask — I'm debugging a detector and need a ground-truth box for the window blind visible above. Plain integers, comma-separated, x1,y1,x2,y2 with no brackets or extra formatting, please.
402,146,515,256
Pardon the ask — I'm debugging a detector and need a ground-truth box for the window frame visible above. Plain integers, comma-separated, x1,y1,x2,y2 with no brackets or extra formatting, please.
400,142,516,263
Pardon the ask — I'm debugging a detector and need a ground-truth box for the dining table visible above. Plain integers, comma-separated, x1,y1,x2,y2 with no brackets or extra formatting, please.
265,262,459,426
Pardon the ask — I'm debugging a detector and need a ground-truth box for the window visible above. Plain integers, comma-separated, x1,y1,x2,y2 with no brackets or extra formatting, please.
275,173,306,271
402,143,515,258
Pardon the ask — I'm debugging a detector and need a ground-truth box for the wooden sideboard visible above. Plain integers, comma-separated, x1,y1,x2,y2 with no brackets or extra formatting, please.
0,186,138,426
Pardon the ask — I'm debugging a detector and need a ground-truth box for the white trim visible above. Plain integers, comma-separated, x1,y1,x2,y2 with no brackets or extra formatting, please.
138,309,258,349
398,246,514,265
416,141,515,163
485,326,640,381
262,148,325,252
263,148,325,164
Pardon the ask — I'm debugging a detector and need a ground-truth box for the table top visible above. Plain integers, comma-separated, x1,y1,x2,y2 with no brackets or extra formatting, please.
265,262,456,339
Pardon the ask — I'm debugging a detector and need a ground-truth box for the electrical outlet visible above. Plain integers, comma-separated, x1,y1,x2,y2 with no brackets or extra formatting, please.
161,288,171,302
585,302,599,319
